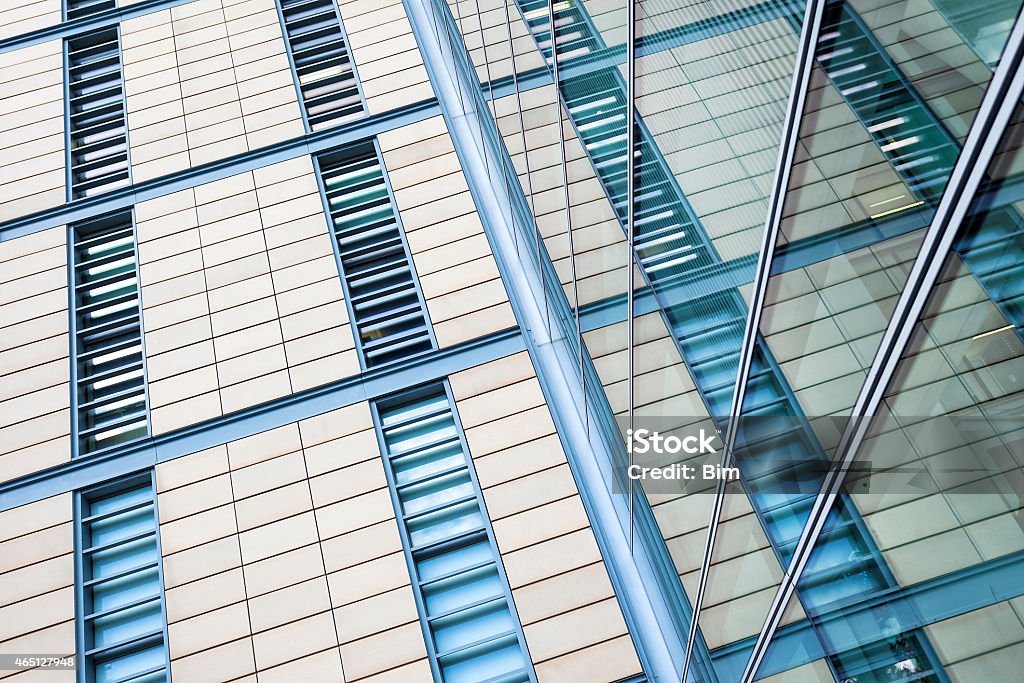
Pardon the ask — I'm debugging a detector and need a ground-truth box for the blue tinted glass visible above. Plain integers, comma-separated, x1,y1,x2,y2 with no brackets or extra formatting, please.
94,644,164,683
433,599,515,653
418,539,494,581
89,506,155,548
423,564,503,614
408,500,484,547
441,635,527,683
90,537,159,579
91,567,160,613
400,471,475,516
92,599,162,647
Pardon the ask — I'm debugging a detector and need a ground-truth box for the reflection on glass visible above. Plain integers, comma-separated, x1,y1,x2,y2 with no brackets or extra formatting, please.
756,101,1024,682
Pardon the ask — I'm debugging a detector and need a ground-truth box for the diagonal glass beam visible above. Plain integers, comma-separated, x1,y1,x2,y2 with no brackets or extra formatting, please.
736,10,1024,682
678,1,827,680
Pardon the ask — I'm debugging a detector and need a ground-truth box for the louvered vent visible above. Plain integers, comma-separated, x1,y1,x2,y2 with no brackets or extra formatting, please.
66,28,130,198
319,144,434,366
72,211,148,455
78,476,168,683
279,0,365,130
376,385,534,682
67,0,117,21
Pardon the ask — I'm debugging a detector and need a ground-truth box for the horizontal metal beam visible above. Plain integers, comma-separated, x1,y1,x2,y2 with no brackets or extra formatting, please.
0,327,525,512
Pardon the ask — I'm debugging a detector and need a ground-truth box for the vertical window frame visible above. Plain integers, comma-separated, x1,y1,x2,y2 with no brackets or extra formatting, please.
69,209,151,459
64,23,131,201
312,138,437,370
73,470,170,683
370,380,538,683
274,0,367,133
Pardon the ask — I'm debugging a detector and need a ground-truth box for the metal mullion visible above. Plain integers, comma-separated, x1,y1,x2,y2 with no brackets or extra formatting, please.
426,593,507,624
434,628,519,660
82,560,160,589
418,558,496,589
394,463,469,495
85,628,163,659
77,410,148,440
82,528,155,556
400,492,478,523
80,499,153,525
735,10,1024,683
84,592,161,623
678,2,828,682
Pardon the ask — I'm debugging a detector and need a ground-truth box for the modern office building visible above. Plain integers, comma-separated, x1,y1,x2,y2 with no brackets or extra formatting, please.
0,0,1022,681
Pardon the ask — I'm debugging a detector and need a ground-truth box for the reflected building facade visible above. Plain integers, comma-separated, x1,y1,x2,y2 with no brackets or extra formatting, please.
0,0,1022,681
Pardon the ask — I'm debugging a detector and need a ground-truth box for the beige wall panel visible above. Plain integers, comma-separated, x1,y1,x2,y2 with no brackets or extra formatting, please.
449,352,642,680
123,0,304,183
494,85,632,306
445,0,546,84
0,40,65,223
0,494,74,680
378,115,518,347
338,0,434,114
0,228,70,484
157,404,428,682
0,1,61,41
138,157,357,435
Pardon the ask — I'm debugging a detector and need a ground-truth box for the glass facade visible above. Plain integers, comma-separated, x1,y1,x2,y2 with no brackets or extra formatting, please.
0,0,1022,681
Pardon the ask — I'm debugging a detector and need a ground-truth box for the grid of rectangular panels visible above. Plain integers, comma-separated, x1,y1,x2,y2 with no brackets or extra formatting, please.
504,0,951,677
375,384,534,683
77,475,167,683
66,27,130,199
66,0,117,21
318,143,434,367
72,211,148,455
277,0,364,131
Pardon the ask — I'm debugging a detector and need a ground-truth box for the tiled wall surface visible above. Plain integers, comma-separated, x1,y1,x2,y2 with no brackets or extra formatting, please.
137,155,357,434
0,494,75,682
445,0,546,84
0,228,71,484
495,85,634,307
449,351,644,682
339,0,434,115
156,370,642,682
156,407,432,682
0,40,65,224
121,0,305,183
378,115,519,347
0,0,61,42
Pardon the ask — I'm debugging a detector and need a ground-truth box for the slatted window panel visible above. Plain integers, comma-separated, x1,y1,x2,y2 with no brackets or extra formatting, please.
66,28,130,199
376,385,535,683
78,475,168,683
278,0,364,130
319,143,434,366
66,0,118,21
72,211,149,455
